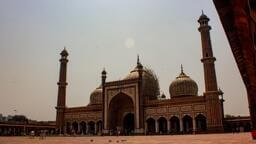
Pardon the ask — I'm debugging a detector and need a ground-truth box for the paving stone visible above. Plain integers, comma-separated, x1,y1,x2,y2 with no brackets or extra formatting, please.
0,133,254,144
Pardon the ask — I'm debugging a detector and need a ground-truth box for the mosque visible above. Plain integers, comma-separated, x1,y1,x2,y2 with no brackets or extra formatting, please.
55,13,225,135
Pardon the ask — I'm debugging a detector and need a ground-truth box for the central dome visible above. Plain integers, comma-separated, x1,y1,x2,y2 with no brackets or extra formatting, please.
124,64,160,100
169,67,198,98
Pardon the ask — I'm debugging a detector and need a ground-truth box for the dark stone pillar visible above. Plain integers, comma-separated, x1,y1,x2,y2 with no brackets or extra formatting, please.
101,69,107,135
56,48,68,134
213,0,256,138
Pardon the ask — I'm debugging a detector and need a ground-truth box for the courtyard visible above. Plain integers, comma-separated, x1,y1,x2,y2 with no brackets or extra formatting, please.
0,133,254,144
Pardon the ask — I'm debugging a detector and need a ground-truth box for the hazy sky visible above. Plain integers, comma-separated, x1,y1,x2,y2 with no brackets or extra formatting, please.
0,0,249,121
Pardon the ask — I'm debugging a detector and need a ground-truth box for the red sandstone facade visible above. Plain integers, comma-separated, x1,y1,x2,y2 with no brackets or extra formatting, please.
56,14,224,135
212,0,256,138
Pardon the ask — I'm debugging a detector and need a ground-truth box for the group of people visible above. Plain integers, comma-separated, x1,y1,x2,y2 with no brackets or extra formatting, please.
29,130,47,139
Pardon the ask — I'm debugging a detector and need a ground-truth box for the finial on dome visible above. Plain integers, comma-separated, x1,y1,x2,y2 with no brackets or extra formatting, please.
137,54,140,65
202,10,204,15
136,54,143,69
177,64,188,78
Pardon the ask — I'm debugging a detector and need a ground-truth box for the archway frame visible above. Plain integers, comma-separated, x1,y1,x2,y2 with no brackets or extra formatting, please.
103,83,142,133
107,92,135,133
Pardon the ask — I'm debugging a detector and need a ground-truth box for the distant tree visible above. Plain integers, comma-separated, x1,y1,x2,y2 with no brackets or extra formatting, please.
224,114,236,118
10,115,28,123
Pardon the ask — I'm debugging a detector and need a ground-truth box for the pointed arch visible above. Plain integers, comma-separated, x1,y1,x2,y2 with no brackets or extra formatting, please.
195,114,207,132
72,121,78,134
182,115,193,133
88,121,95,135
158,117,167,134
80,121,86,135
108,93,134,133
146,118,155,134
66,122,71,134
170,116,180,133
96,120,103,135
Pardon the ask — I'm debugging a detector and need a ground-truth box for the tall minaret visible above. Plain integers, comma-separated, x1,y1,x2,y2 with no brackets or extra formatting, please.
136,55,144,133
56,47,68,134
101,68,107,134
198,12,223,132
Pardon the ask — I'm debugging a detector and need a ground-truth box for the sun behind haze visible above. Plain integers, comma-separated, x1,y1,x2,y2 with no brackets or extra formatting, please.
0,0,249,121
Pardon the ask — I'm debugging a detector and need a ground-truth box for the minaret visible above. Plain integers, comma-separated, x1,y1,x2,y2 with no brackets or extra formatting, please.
136,55,144,134
101,68,107,134
198,12,223,132
56,47,68,134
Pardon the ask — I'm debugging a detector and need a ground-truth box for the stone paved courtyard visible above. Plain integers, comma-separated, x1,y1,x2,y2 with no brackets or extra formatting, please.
0,133,254,144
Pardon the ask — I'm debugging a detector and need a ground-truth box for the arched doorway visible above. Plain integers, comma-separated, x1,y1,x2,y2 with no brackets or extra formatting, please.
195,114,207,132
66,122,71,134
123,113,134,135
108,93,134,134
80,121,86,135
239,123,244,132
96,120,102,135
158,117,167,134
183,115,193,133
88,121,95,135
72,122,78,134
146,118,155,134
245,123,251,132
170,116,180,133
232,123,238,132
224,123,232,132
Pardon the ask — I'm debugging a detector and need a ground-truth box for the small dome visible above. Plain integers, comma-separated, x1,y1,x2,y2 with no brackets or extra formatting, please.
124,66,160,100
169,68,198,98
198,11,209,22
60,47,68,56
199,13,208,20
102,68,107,75
160,93,166,99
90,86,102,104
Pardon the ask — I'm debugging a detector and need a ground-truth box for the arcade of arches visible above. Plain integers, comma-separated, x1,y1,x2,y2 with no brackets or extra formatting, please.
145,114,207,134
65,120,102,135
63,114,210,135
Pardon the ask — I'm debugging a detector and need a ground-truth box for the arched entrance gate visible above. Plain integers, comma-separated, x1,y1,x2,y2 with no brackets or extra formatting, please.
108,93,135,135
